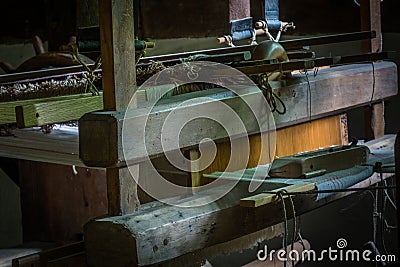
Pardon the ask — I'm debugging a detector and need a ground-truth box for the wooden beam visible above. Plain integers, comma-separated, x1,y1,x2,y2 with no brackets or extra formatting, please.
99,0,136,111
98,0,139,215
15,95,103,128
0,93,94,125
240,182,316,208
79,62,398,168
106,166,140,215
361,0,384,140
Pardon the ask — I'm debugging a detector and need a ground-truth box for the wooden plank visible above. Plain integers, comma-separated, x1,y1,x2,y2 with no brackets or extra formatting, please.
0,93,94,125
99,0,139,216
99,0,136,111
229,0,250,21
0,128,81,166
15,95,103,128
240,182,316,208
79,62,398,168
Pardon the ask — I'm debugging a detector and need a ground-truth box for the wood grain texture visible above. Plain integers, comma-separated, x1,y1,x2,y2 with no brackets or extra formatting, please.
106,167,140,215
240,182,316,207
18,160,107,242
229,0,251,21
99,0,136,111
139,0,230,39
0,128,81,166
15,95,103,128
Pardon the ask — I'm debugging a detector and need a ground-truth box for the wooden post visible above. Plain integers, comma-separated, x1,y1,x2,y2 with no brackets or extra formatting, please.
361,0,385,140
98,0,139,215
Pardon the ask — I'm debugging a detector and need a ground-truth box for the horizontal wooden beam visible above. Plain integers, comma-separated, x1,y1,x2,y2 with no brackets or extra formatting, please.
15,94,103,128
79,61,398,168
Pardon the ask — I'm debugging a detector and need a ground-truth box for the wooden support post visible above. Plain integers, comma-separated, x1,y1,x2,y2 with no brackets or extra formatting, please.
98,0,138,215
361,0,384,140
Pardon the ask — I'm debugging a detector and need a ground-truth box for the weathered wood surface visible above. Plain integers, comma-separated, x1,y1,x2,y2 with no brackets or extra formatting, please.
0,127,81,166
18,161,107,242
98,0,140,215
15,95,103,128
240,182,316,208
361,0,384,140
79,61,398,168
84,136,395,266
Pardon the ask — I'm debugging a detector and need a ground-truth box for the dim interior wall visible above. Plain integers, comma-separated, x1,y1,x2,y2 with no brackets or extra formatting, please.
0,168,22,248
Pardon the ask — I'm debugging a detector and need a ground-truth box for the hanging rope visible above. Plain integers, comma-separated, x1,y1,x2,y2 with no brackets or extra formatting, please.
251,73,287,115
